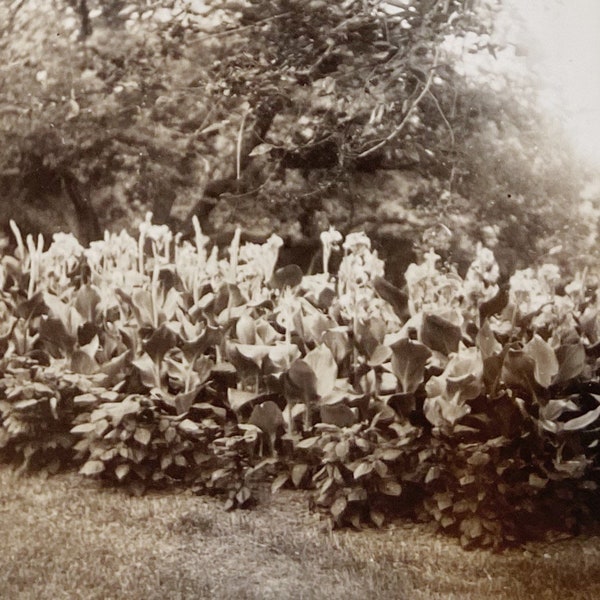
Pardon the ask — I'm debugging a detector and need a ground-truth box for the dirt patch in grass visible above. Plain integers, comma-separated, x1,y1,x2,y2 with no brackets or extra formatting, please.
1,466,599,600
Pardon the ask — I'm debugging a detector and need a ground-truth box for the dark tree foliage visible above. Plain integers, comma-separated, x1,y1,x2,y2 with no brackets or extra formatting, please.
0,0,594,276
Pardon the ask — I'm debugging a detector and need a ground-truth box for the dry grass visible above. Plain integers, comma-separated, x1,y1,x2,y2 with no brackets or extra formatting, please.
1,465,599,600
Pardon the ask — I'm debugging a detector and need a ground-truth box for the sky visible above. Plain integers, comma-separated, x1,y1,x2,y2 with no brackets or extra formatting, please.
505,0,600,167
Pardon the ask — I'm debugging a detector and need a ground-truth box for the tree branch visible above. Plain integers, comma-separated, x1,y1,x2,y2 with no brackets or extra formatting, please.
357,50,439,159
191,11,292,42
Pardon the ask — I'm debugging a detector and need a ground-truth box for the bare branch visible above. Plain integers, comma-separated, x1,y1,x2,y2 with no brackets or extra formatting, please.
358,49,440,159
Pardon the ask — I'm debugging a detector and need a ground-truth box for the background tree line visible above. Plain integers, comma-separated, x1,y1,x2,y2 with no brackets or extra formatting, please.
0,0,595,281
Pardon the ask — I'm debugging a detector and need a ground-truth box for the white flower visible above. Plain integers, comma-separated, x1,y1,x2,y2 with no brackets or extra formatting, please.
342,231,371,253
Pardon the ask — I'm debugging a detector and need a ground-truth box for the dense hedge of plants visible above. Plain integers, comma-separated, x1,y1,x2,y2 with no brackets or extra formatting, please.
1,217,599,548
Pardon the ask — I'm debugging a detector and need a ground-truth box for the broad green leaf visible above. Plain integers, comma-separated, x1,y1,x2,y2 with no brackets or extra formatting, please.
291,463,309,488
524,334,558,388
160,287,182,321
115,463,130,481
390,338,431,394
194,355,215,385
303,312,335,344
330,496,347,519
271,473,289,494
304,344,337,396
335,440,349,460
227,388,261,412
296,436,320,449
131,289,154,327
74,284,101,322
478,285,509,323
284,359,319,403
236,314,256,344
373,276,409,320
539,398,579,422
553,343,586,384
501,346,536,391
353,461,374,479
380,448,402,462
105,397,140,427
179,419,201,435
421,313,462,355
320,403,356,427
71,349,98,375
317,286,336,309
164,426,178,443
94,419,110,437
476,320,501,359
39,316,76,354
133,427,152,446
355,318,386,357
99,351,132,386
132,353,161,389
79,460,105,476
425,466,441,484
322,328,351,364
270,264,303,289
370,509,385,528
255,320,279,345
171,388,200,415
267,343,301,370
379,480,402,496
562,404,600,431
181,325,222,360
367,344,392,367
249,401,284,435
70,422,97,434
145,323,180,364
423,391,470,428
234,343,271,367
248,142,274,157
15,290,46,319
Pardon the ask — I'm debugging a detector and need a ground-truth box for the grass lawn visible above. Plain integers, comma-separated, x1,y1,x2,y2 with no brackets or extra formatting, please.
1,465,599,600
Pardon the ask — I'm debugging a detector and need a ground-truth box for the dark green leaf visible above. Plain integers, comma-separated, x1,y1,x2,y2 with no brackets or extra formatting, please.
304,344,337,396
145,323,180,364
476,320,501,359
390,338,431,393
15,291,47,319
478,285,509,322
270,264,303,289
553,343,586,384
249,400,284,436
501,346,536,391
284,359,319,403
320,403,357,427
563,404,600,431
74,284,101,322
39,316,76,354
524,334,558,388
291,463,309,487
373,276,409,320
421,314,461,355
79,460,105,476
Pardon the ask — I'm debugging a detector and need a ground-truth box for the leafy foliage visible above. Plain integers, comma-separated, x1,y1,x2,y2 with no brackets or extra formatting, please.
2,0,594,277
1,218,599,548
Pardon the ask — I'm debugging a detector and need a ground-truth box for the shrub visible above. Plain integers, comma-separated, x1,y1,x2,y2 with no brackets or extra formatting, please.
0,218,599,548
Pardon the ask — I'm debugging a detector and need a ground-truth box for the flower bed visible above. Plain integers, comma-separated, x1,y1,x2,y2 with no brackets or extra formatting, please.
1,215,598,548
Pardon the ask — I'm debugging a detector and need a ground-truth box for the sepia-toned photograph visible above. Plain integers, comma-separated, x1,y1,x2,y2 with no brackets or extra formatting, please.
1,1,599,598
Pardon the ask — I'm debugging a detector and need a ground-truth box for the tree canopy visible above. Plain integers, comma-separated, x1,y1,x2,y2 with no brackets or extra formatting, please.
0,0,595,277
